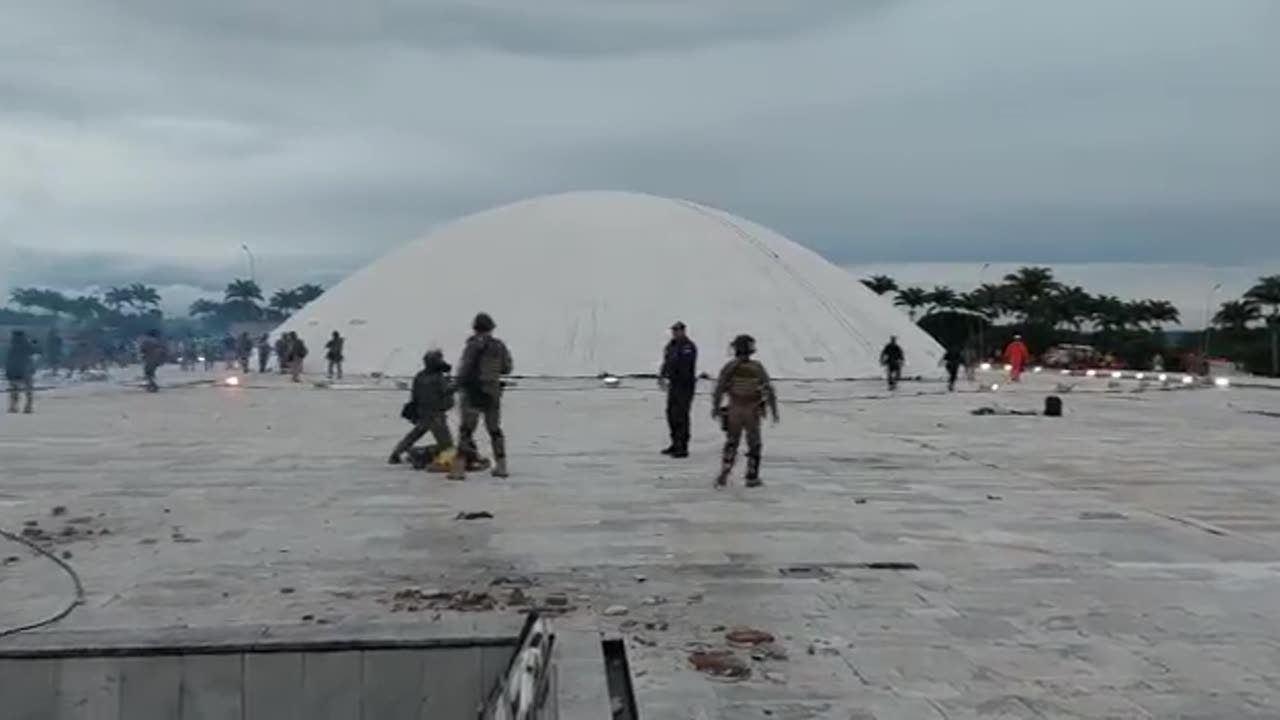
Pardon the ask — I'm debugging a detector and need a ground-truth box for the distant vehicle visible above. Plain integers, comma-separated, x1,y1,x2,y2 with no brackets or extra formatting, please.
1042,343,1101,369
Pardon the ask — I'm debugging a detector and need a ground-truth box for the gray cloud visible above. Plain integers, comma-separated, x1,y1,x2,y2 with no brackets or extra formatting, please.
2,0,1278,302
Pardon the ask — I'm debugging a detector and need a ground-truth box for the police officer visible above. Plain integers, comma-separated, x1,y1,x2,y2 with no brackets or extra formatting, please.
711,334,779,488
658,321,698,458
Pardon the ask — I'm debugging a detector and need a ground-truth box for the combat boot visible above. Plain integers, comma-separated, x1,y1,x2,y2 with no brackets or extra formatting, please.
447,454,467,481
745,455,762,487
660,444,676,456
491,457,509,478
670,443,689,459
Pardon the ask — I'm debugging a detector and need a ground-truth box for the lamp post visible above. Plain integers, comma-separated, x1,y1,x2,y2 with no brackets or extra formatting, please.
976,263,991,358
1201,282,1222,359
241,244,256,283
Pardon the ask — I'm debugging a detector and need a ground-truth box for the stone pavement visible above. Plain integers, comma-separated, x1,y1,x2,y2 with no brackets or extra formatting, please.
2,371,1279,718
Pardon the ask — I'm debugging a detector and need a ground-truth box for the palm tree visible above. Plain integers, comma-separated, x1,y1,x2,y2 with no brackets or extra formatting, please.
1002,266,1061,323
893,287,930,321
65,295,107,322
1089,295,1131,332
269,288,300,316
224,278,263,303
9,288,70,317
924,286,958,315
293,281,325,303
860,275,898,296
1245,275,1280,375
128,284,161,309
961,283,1008,322
103,286,133,312
189,299,223,318
1213,300,1261,331
1139,299,1180,328
223,278,263,322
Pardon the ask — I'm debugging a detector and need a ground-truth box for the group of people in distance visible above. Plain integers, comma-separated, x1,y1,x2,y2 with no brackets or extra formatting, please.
879,333,1033,392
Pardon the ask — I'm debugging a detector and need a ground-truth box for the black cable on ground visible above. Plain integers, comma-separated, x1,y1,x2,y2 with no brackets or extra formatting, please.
0,528,85,640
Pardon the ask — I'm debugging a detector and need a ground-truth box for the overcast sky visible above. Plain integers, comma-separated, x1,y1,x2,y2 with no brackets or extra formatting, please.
2,0,1277,316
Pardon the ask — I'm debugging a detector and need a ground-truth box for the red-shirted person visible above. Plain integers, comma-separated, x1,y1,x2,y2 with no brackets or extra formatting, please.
1005,335,1030,382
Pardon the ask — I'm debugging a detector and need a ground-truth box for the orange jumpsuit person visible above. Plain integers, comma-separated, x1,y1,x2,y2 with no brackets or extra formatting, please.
1005,335,1030,382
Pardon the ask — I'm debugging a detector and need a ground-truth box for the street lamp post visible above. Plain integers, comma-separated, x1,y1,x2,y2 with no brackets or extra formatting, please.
241,244,256,283
1201,282,1222,359
976,263,991,358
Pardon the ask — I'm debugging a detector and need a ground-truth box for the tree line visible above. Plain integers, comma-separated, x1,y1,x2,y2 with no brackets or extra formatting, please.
5,279,326,336
864,267,1280,376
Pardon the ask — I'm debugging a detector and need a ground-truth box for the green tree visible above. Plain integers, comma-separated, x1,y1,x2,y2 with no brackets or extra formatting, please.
1213,300,1261,331
188,299,223,318
893,287,930,321
9,288,69,316
128,283,162,309
1244,275,1280,375
860,275,898,296
222,278,264,322
1002,266,1061,323
924,286,958,315
293,283,325,305
103,286,133,312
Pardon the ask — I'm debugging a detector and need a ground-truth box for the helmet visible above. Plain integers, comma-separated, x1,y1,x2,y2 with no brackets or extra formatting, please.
472,312,496,333
422,349,450,372
730,334,756,356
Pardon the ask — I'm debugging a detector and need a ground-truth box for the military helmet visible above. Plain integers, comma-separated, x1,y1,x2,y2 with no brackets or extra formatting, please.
731,333,756,356
472,312,496,333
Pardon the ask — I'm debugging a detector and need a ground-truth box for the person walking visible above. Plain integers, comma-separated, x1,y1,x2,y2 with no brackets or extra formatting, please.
287,332,308,382
658,321,697,458
140,329,166,392
941,345,964,391
325,331,345,380
1005,334,1030,382
388,350,455,466
450,312,514,480
257,334,271,373
6,330,36,414
236,332,254,373
711,334,778,488
880,336,905,390
274,335,290,374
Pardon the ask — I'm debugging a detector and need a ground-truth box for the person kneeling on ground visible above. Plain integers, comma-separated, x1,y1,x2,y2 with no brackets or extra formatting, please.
389,350,455,466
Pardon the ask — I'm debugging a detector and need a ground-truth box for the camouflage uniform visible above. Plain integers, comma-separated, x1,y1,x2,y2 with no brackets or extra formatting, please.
389,352,455,465
453,329,513,478
712,341,778,487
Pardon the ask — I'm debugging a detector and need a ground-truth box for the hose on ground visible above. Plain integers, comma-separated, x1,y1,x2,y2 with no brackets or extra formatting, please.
0,527,85,639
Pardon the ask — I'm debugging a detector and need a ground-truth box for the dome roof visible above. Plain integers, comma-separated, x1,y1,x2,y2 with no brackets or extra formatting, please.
278,191,942,378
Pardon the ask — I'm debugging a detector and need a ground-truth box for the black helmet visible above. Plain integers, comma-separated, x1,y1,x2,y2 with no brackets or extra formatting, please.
472,312,496,333
731,334,756,356
423,348,449,372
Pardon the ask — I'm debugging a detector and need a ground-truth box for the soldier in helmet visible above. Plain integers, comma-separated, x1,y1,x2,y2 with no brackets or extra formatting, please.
450,312,514,479
711,334,779,488
388,349,455,466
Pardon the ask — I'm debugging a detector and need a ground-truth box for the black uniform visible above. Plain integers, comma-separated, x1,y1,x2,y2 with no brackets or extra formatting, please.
880,341,904,390
660,337,698,456
942,348,963,391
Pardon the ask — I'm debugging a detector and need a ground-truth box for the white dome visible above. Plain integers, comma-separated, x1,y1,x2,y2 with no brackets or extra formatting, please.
279,191,943,378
